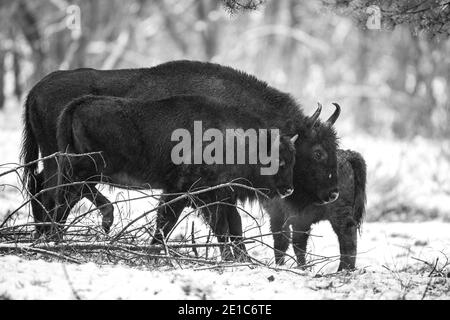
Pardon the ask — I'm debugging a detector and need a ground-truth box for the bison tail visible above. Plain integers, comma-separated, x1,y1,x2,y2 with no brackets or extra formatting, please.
347,150,367,231
56,101,79,155
57,95,99,153
56,97,90,184
20,91,40,195
56,96,101,181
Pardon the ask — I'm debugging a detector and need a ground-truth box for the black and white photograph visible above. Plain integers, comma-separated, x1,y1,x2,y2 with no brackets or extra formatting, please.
0,0,449,302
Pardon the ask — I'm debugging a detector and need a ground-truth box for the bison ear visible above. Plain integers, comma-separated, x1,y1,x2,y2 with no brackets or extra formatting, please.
307,102,322,129
290,134,299,144
266,130,279,151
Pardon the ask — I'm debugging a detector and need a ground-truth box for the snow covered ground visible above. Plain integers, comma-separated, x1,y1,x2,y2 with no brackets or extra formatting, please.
0,221,449,300
1,107,449,300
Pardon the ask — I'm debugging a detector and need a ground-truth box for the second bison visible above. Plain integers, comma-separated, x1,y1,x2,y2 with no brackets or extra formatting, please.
264,149,367,271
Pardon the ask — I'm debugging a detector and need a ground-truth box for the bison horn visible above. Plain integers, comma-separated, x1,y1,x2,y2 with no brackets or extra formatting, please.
326,103,341,125
308,102,322,128
290,134,299,144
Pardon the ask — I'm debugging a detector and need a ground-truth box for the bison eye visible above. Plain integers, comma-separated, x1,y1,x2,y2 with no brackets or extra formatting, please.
313,150,322,160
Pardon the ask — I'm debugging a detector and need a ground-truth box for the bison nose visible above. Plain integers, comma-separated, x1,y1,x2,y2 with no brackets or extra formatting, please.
279,188,294,199
328,191,339,203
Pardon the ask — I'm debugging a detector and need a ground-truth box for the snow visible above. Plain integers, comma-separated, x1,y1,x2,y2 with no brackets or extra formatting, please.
1,221,449,300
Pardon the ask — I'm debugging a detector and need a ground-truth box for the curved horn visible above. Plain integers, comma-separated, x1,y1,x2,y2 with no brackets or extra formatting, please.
290,134,299,144
326,103,341,125
309,102,322,127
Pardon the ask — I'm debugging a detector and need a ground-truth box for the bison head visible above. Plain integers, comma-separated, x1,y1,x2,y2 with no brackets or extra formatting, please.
273,134,298,198
293,103,340,205
257,133,298,200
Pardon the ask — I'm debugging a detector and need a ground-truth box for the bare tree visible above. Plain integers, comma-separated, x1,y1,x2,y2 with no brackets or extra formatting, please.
196,0,221,60
0,49,5,110
14,1,46,85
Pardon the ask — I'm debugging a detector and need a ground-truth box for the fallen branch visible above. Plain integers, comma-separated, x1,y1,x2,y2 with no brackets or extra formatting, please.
0,241,255,253
20,247,82,264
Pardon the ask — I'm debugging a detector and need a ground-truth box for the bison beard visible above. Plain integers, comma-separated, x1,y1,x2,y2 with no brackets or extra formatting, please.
54,94,297,260
264,149,367,271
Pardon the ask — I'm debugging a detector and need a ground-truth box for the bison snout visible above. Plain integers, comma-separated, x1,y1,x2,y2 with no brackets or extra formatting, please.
278,188,294,199
316,189,339,205
328,191,339,203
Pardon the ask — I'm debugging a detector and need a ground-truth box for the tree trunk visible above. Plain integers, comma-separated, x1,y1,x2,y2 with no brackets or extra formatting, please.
156,0,189,55
15,0,45,85
282,0,300,85
0,49,5,110
196,0,220,60
69,0,97,69
354,29,372,132
12,46,22,100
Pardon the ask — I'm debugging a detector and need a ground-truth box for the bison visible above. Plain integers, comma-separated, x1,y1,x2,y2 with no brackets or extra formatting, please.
54,94,298,252
21,60,339,259
163,103,342,260
264,149,367,271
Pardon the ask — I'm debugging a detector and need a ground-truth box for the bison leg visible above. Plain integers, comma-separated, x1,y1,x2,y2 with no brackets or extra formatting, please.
28,171,48,237
34,158,69,239
82,188,114,233
37,174,112,236
227,205,251,262
269,210,290,265
151,194,187,246
330,214,357,271
53,154,103,240
53,185,85,240
201,205,234,261
292,218,312,268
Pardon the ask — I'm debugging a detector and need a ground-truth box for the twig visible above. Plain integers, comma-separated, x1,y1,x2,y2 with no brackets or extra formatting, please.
195,263,255,271
205,230,211,260
111,247,220,265
0,241,254,253
21,247,82,264
0,151,103,179
62,264,81,300
191,221,199,258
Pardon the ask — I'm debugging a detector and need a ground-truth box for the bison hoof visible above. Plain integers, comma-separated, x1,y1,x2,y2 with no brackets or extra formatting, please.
235,251,252,263
102,218,112,233
46,231,64,243
296,264,309,271
32,230,42,240
221,246,235,261
100,205,114,233
337,265,356,272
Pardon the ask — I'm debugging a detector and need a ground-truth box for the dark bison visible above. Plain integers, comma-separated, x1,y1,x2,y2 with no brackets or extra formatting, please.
54,94,297,248
21,60,339,256
264,149,367,271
